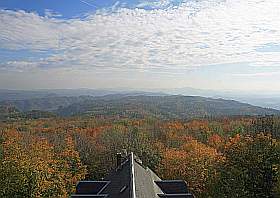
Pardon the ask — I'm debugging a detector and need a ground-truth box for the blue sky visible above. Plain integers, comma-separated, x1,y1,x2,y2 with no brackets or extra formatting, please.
0,0,109,18
0,0,280,92
0,0,181,18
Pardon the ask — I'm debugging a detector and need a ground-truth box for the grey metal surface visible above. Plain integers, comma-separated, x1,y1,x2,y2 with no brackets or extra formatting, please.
134,160,159,198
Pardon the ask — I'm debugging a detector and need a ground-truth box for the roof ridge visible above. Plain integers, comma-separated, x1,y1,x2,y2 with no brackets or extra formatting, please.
71,152,194,198
130,152,136,198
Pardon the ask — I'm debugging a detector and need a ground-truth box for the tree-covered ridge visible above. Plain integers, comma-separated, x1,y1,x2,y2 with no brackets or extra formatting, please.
0,96,91,112
57,95,280,118
1,95,279,120
0,105,56,121
0,115,279,197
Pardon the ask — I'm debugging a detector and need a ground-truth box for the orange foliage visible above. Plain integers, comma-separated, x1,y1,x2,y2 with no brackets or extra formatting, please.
207,134,224,149
165,121,185,131
0,130,86,198
185,120,210,131
225,133,241,149
158,139,222,195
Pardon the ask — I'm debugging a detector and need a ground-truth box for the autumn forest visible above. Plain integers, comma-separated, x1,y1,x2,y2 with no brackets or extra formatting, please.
1,96,280,198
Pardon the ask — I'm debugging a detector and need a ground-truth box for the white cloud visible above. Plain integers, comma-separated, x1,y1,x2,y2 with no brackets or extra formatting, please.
233,71,280,77
248,61,280,67
0,0,280,73
44,9,62,18
0,60,38,72
136,0,172,9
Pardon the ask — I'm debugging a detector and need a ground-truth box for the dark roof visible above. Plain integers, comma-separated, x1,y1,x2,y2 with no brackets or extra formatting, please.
155,180,189,194
75,181,110,194
102,156,131,198
71,195,108,198
157,194,194,198
71,153,194,198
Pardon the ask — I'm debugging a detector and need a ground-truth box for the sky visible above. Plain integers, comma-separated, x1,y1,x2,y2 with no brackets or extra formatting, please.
0,0,280,92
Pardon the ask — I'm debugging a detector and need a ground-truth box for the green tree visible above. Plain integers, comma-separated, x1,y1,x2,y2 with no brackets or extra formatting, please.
210,133,280,198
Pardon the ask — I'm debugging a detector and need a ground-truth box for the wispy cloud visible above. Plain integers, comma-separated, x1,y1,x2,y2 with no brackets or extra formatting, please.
44,9,62,18
78,0,99,8
233,71,280,77
0,0,280,73
136,0,172,9
248,61,280,67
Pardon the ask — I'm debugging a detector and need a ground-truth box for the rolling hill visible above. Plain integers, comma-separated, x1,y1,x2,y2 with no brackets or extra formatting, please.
1,94,279,120
56,95,280,119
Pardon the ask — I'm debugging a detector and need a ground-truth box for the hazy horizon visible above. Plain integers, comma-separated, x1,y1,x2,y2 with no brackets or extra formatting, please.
1,86,280,96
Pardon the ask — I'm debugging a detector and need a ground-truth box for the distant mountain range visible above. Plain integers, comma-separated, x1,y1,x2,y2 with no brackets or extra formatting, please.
0,88,280,120
55,95,279,119
159,87,280,110
0,89,166,101
0,92,279,120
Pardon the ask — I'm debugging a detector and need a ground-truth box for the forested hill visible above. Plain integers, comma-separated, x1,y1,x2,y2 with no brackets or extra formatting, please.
56,95,280,119
0,96,91,112
1,94,279,120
